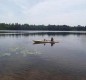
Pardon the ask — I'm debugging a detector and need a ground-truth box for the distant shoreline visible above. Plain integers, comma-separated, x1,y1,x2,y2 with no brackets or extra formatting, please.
0,23,86,31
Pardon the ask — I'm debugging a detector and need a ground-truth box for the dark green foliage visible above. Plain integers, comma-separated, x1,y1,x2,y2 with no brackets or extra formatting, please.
0,23,86,31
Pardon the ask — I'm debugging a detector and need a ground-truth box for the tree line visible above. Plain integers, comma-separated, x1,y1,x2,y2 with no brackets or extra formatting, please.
0,23,86,31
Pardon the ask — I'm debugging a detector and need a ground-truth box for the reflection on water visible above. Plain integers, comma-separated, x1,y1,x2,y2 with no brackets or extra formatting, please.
33,42,55,46
0,31,86,80
0,31,86,37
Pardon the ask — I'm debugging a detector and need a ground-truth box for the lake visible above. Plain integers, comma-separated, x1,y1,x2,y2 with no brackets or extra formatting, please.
0,31,86,80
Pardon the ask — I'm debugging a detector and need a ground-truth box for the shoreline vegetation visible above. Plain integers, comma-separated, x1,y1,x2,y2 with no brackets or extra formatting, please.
0,23,86,31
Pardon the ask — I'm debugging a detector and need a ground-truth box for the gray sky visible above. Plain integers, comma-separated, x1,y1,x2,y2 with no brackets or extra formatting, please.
0,0,86,26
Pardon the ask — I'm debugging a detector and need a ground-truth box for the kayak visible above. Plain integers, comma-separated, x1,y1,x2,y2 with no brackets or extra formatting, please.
33,40,59,43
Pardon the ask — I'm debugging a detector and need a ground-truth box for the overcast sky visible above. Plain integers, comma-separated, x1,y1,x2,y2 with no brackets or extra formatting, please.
0,0,86,26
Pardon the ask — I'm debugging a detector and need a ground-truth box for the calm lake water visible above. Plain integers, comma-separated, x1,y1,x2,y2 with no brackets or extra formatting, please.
0,31,86,80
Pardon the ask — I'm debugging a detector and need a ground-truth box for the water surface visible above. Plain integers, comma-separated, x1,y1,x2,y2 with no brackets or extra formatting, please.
0,31,86,80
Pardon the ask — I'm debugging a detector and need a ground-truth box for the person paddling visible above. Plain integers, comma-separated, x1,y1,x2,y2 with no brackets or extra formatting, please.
51,37,54,42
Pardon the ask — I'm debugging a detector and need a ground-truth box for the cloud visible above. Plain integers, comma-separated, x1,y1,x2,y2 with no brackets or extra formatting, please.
0,0,86,26
28,0,86,26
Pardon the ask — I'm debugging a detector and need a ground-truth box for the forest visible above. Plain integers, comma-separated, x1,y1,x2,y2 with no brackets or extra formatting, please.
0,23,86,31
